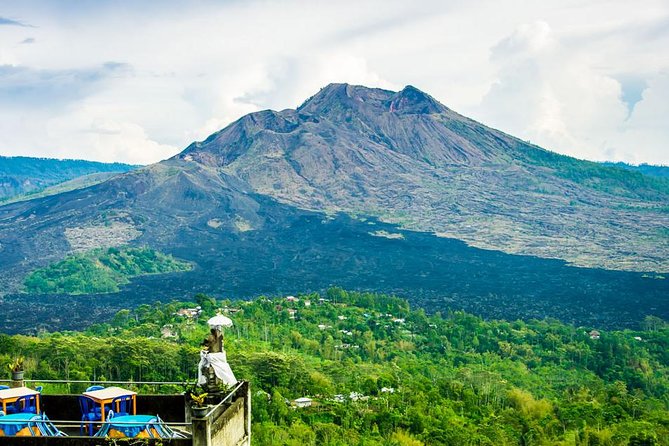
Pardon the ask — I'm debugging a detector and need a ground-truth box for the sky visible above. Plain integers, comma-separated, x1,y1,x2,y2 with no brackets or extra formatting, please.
0,0,667,165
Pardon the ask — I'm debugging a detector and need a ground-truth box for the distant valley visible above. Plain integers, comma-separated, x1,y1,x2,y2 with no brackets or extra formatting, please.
0,84,667,333
0,156,138,203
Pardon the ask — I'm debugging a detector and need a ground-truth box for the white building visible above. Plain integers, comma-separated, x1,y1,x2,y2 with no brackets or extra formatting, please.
294,397,312,408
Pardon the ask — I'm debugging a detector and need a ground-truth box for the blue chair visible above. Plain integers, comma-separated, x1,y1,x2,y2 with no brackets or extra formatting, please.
0,385,9,390
86,385,105,392
35,386,43,393
78,396,102,436
7,395,37,414
111,395,133,417
34,413,67,437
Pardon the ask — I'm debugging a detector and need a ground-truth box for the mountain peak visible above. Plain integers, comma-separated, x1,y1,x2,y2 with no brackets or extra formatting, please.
298,83,444,116
297,83,394,115
387,85,444,114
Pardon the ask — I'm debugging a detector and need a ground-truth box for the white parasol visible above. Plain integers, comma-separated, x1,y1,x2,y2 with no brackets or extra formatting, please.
207,314,233,329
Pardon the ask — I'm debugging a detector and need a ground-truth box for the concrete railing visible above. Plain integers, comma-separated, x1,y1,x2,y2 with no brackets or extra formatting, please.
191,381,251,446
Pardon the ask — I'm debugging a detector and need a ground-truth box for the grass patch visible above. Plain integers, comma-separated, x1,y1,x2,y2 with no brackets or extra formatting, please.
24,247,191,295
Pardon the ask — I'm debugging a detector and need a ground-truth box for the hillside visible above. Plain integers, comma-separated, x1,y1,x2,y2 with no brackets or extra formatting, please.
0,155,137,202
0,84,667,332
2,290,668,445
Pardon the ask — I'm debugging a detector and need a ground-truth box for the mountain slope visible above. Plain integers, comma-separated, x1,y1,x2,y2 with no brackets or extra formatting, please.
177,83,669,272
0,156,138,202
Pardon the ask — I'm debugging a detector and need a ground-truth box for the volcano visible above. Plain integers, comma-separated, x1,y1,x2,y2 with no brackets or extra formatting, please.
1,83,667,332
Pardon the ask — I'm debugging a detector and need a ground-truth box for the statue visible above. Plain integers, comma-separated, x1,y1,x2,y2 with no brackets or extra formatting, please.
202,328,223,353
197,314,237,393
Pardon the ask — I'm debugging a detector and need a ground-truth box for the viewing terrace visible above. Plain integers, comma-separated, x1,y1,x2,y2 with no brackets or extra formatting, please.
0,378,251,446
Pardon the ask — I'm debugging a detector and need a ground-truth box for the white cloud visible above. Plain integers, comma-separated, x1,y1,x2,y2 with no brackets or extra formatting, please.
46,113,177,165
616,72,669,163
475,19,666,164
0,0,666,164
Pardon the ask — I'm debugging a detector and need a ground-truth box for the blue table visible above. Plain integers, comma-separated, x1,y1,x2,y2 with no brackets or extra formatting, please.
0,413,41,436
95,414,172,438
94,414,185,439
0,413,65,437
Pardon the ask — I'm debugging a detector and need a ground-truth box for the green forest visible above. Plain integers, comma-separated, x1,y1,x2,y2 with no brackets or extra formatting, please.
2,289,668,445
23,247,191,294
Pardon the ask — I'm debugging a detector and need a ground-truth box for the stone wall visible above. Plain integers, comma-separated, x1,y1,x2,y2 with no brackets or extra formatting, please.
191,381,250,446
211,398,246,445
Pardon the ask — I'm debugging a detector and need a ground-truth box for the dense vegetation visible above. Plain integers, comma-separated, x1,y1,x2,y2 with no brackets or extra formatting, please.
0,156,137,202
2,289,668,445
23,247,191,294
518,146,669,201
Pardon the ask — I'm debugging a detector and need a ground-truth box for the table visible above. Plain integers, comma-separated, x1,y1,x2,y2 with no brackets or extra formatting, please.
0,387,40,415
83,386,136,422
95,415,161,438
0,413,41,436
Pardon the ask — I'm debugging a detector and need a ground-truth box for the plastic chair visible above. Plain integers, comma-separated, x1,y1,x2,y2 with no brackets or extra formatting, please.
7,395,37,414
0,385,9,390
36,413,66,437
111,395,133,417
78,396,102,436
35,386,43,393
85,385,105,392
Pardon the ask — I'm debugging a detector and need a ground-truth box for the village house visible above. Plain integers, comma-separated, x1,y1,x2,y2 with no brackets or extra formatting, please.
160,324,178,339
175,306,202,319
293,397,312,408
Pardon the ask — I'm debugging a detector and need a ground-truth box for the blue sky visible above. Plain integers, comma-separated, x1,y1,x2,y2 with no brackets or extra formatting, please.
0,0,667,165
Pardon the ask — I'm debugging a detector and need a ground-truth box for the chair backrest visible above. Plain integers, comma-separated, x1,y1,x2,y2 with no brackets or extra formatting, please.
85,385,105,392
14,395,37,413
35,386,43,393
111,395,132,414
78,395,95,414
0,385,9,390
